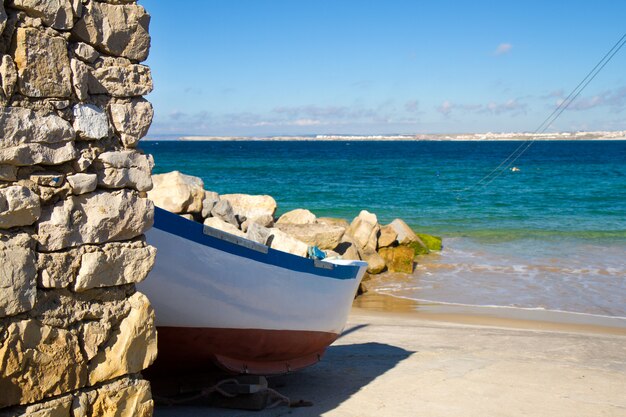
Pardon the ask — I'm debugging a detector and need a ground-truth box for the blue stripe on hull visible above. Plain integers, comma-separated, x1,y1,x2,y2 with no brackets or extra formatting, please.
153,207,361,280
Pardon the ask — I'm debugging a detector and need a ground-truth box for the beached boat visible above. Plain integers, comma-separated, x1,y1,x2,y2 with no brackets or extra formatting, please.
139,207,368,375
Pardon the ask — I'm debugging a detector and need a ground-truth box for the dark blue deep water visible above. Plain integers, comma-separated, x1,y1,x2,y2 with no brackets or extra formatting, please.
141,140,626,317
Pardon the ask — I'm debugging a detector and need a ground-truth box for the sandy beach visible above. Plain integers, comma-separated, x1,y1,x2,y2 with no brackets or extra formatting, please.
155,295,626,417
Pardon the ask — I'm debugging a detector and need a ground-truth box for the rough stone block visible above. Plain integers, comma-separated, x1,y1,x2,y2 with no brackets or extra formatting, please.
36,189,154,251
221,193,277,222
0,55,18,100
0,319,87,408
275,222,345,250
66,173,97,195
93,150,153,192
74,240,156,292
108,98,153,147
347,210,380,252
87,292,157,384
72,1,150,62
12,27,72,98
10,0,75,30
0,233,36,317
0,185,41,229
0,107,76,166
88,62,153,97
72,104,109,140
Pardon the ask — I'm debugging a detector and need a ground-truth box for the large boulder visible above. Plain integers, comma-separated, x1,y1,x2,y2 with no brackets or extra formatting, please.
276,208,316,225
378,224,398,248
416,233,443,251
275,222,345,250
221,194,277,224
317,217,350,229
0,233,36,317
0,185,41,229
389,218,419,245
333,236,360,261
13,28,72,98
0,107,77,166
203,217,245,238
245,222,272,245
346,210,380,252
201,190,220,218
360,249,386,274
36,189,153,251
72,1,151,62
210,199,239,227
266,228,308,258
147,171,204,214
378,246,415,274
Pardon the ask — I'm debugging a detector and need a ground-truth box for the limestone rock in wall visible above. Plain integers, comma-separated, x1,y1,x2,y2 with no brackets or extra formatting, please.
37,239,156,291
0,319,87,408
12,27,72,98
36,247,81,288
10,0,75,30
0,185,41,229
148,170,204,214
0,55,18,100
0,165,18,181
88,292,157,384
72,104,109,140
70,58,89,101
73,377,153,417
93,150,153,192
0,107,77,166
0,233,36,317
66,172,97,195
71,42,99,63
72,1,150,62
36,189,154,251
0,3,7,35
108,98,153,147
74,240,156,292
0,394,73,417
88,61,153,97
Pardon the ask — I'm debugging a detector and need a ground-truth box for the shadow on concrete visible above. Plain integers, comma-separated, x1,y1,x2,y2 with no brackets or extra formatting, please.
154,342,414,417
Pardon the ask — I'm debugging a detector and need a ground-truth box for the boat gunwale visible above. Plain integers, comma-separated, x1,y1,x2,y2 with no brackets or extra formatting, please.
152,207,367,280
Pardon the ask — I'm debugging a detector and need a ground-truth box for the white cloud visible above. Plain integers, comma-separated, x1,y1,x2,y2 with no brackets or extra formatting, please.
494,43,513,55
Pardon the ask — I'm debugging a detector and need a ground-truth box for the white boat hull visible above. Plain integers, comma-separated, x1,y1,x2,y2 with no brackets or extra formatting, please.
139,208,367,375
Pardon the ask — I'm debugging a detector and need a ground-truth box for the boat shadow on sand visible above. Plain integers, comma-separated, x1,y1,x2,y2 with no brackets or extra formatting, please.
153,334,414,417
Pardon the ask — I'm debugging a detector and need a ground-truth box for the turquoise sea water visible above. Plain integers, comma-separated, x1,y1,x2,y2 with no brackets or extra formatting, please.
141,140,626,317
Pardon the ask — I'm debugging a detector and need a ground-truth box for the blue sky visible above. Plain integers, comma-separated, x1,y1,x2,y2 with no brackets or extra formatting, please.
141,0,626,136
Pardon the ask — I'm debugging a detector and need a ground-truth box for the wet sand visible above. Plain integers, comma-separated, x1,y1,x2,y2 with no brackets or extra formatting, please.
155,298,626,417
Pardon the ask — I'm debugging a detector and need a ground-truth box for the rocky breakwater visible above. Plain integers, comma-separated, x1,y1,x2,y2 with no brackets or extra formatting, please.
148,171,442,289
1,1,157,416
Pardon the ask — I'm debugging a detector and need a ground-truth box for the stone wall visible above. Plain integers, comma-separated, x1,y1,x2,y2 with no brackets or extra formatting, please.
0,0,156,415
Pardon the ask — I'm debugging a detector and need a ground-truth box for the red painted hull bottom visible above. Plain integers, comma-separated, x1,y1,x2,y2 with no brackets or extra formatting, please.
147,326,339,376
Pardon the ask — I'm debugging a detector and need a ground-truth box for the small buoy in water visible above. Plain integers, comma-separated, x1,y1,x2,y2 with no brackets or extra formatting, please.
511,167,521,172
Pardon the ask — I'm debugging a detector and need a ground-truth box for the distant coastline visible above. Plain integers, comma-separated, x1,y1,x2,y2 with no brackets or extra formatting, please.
145,131,626,141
